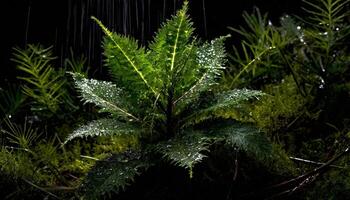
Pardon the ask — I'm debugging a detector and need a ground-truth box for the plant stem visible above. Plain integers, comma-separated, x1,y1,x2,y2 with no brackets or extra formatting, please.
277,48,306,96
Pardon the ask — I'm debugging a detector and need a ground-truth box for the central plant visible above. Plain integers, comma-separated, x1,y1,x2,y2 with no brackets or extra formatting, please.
66,2,269,198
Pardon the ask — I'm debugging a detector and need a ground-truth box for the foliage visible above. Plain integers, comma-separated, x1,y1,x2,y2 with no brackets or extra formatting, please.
250,76,311,133
227,0,350,198
0,117,133,199
12,44,68,114
64,2,283,199
1,0,348,199
224,7,286,88
64,48,89,77
227,0,350,92
0,84,26,119
155,131,211,177
81,150,150,198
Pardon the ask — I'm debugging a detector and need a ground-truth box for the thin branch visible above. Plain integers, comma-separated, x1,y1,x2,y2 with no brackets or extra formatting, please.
240,147,349,199
271,147,348,189
230,46,275,87
43,186,78,191
23,178,60,199
290,156,346,169
80,155,100,161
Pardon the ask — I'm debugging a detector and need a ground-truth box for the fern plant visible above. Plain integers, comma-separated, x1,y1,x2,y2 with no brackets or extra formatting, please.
65,2,275,199
12,44,68,113
227,0,350,94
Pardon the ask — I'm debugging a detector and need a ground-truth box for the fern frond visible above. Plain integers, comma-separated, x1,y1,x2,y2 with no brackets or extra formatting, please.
149,1,194,77
81,150,150,200
227,8,288,86
64,118,141,143
174,35,229,109
182,89,264,127
297,0,350,74
12,44,66,113
207,122,272,161
70,73,138,120
155,131,210,177
301,0,350,47
169,1,189,72
92,17,159,98
302,0,350,26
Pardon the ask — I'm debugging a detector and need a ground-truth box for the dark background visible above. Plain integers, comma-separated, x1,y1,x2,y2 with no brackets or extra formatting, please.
0,0,302,82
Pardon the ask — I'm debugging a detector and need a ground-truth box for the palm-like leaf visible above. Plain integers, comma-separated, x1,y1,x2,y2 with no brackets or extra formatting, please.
149,1,194,78
93,17,160,99
155,131,211,177
208,122,272,160
81,150,150,200
181,89,264,127
70,73,138,120
174,36,229,110
12,44,67,113
65,118,141,143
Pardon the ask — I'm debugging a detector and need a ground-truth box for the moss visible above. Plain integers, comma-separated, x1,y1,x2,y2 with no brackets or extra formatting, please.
251,76,311,133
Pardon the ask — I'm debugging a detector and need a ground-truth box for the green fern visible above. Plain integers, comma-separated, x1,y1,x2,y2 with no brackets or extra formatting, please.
155,131,211,177
66,118,141,142
208,122,272,160
181,89,264,127
80,150,150,199
12,44,67,113
65,2,276,198
227,8,284,87
70,73,136,119
299,0,350,70
228,0,350,92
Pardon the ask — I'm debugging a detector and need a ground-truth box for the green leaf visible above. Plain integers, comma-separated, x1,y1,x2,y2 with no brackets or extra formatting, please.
182,89,264,127
205,122,276,163
12,44,66,113
155,131,210,177
70,73,138,120
174,35,229,109
80,150,150,200
149,1,194,77
65,118,141,143
92,17,159,98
